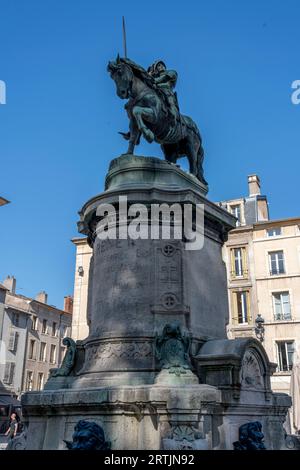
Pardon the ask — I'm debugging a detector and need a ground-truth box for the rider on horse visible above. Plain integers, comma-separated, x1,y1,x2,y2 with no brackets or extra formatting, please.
108,55,206,184
148,60,179,125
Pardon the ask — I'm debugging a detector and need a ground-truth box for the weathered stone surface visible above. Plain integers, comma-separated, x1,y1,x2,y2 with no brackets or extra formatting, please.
70,156,236,387
21,155,291,450
105,154,208,194
21,380,290,450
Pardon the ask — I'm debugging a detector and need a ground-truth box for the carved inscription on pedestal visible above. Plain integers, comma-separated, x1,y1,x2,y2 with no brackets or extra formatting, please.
152,242,188,316
84,340,153,371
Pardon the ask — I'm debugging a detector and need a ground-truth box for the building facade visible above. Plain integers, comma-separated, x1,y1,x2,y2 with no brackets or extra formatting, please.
71,237,92,341
0,276,72,396
221,176,300,398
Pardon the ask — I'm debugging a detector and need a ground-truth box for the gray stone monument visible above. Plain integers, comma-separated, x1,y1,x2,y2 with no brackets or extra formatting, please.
21,57,291,450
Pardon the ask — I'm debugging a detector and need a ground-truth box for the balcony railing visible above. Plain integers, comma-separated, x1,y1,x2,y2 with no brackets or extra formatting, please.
270,269,285,276
274,314,292,321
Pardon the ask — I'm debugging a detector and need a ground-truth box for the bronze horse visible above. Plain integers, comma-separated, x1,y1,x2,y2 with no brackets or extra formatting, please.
107,57,206,184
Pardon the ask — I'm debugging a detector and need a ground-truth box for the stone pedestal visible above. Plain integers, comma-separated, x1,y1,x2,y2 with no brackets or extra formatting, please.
71,154,235,388
21,155,291,450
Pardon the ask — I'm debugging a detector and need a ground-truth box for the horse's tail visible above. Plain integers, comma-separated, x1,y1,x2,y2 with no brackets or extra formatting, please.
181,115,206,182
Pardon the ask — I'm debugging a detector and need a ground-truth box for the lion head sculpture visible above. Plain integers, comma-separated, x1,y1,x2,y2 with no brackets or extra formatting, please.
233,421,266,450
64,420,110,450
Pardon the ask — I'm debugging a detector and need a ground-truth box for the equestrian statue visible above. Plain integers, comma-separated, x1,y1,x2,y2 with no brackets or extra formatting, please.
107,56,206,184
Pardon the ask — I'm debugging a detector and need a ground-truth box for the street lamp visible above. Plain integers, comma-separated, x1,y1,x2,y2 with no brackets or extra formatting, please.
255,314,265,342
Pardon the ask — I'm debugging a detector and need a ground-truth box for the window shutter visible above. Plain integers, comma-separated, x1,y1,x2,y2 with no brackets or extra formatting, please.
9,363,15,384
242,248,248,276
3,362,15,384
230,250,235,278
246,292,251,322
231,292,238,325
282,293,291,318
273,294,281,319
8,331,16,351
4,362,10,383
13,332,19,352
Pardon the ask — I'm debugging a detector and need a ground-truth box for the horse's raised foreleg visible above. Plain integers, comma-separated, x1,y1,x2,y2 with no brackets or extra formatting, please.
132,106,155,143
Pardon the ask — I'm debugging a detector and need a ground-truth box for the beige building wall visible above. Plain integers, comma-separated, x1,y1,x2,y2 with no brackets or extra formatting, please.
71,237,92,341
0,276,72,395
252,220,300,395
24,301,72,392
222,176,300,411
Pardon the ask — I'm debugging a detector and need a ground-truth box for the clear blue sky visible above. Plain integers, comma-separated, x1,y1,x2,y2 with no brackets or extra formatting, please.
0,0,299,308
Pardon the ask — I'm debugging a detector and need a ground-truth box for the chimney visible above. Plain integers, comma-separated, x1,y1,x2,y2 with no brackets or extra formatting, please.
248,174,261,196
35,291,48,304
2,275,16,294
64,295,73,314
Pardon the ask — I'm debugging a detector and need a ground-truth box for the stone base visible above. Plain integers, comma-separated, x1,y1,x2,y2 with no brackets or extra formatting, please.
21,383,290,450
105,154,209,195
21,156,291,450
154,368,199,386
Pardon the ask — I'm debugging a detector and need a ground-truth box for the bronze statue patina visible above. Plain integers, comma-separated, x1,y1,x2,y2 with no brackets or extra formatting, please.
49,337,76,377
64,420,111,450
155,322,192,376
147,60,178,125
233,422,266,450
108,56,206,183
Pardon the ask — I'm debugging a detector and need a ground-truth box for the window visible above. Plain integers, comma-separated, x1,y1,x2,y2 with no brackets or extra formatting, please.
267,227,282,237
231,247,247,277
50,345,56,364
31,315,38,331
60,347,66,362
8,331,19,352
42,319,48,334
269,251,285,275
52,322,57,337
3,362,15,385
273,292,291,321
28,339,36,360
61,325,67,338
233,291,250,324
230,204,241,226
25,371,33,391
276,341,294,371
12,312,19,327
37,373,44,391
39,342,47,362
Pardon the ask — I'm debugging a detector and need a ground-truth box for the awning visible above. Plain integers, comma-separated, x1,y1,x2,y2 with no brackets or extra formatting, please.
0,394,21,406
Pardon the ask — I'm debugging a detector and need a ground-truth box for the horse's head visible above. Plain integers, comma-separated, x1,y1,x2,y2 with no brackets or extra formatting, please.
107,55,133,99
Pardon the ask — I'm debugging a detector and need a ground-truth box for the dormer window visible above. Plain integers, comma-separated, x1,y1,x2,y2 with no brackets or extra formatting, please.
267,227,282,237
230,204,241,226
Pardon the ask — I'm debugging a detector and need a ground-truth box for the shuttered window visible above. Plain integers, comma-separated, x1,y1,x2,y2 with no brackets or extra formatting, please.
230,247,248,278
8,331,19,352
231,290,251,324
3,362,15,385
273,292,291,320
